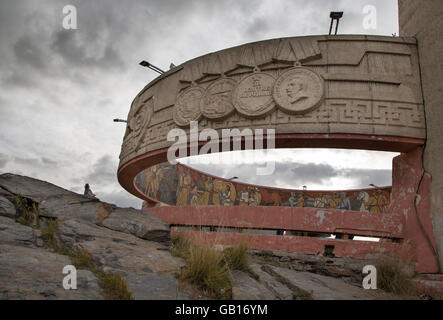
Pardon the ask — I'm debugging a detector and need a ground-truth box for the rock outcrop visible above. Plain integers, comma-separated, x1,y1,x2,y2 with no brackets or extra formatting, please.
0,173,427,300
0,173,187,300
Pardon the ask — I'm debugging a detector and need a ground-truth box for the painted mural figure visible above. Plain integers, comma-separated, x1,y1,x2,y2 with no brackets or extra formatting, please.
138,163,391,212
197,176,212,205
288,192,304,207
314,194,328,208
248,186,261,206
146,165,163,199
357,191,370,212
239,187,249,206
338,192,352,210
190,186,200,206
177,168,193,206
367,190,389,213
217,181,236,206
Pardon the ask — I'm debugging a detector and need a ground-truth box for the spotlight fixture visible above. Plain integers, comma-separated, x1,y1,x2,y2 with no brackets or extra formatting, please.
139,60,165,74
329,11,343,35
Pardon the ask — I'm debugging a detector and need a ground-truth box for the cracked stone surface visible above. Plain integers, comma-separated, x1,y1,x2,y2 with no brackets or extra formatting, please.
231,270,276,300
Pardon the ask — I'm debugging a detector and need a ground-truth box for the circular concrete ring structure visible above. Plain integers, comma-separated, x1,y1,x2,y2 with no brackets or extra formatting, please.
118,35,440,273
119,35,425,199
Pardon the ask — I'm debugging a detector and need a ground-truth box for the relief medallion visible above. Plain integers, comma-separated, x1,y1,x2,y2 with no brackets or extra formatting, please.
200,78,237,120
273,67,324,114
173,86,204,126
233,72,275,118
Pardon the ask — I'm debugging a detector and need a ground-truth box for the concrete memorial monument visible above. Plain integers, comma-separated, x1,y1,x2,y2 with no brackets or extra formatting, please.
118,1,443,277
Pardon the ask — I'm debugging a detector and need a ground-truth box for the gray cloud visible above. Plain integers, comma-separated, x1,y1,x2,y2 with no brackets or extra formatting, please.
0,153,9,169
82,154,117,186
188,160,392,190
96,189,143,209
13,35,47,69
51,30,124,70
0,0,399,207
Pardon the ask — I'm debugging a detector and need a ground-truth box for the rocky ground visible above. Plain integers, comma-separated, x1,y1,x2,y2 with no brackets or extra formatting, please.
0,173,417,300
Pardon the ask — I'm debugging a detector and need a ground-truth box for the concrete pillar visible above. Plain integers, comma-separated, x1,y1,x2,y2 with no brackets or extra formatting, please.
398,0,443,271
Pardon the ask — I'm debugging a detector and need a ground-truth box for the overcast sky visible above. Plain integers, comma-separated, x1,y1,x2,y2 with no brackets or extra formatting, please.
0,0,400,208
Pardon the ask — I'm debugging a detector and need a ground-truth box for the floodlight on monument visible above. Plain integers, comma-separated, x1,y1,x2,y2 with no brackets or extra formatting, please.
329,11,343,35
139,60,165,74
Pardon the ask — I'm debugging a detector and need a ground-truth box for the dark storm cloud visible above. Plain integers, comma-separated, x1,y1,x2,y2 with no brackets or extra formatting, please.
51,30,124,70
83,154,116,185
13,36,47,69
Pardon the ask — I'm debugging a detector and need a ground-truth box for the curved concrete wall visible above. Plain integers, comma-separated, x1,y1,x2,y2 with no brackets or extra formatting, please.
135,162,391,213
117,33,439,272
119,35,425,173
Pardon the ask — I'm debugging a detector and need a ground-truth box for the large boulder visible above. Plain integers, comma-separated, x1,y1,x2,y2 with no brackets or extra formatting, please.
0,173,170,244
101,207,170,243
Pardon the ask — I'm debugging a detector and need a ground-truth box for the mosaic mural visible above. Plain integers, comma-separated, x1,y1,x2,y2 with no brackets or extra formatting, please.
135,163,391,213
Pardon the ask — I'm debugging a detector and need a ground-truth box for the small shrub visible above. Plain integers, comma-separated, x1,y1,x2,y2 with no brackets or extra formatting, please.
181,245,231,299
100,272,134,300
70,247,97,271
223,244,250,272
376,256,416,296
41,219,59,249
14,194,39,226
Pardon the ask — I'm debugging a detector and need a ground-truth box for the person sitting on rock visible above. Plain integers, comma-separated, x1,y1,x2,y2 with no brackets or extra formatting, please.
83,183,96,198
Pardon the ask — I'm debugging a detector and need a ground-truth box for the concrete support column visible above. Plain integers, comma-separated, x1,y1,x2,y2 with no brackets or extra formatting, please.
398,0,443,271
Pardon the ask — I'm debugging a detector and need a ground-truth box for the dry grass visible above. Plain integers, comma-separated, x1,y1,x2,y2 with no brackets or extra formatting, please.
180,244,231,299
171,233,255,299
170,234,192,260
375,255,416,296
99,271,134,300
223,244,250,272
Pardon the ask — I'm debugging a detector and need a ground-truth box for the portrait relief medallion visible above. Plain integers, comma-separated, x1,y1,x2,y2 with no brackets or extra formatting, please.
200,78,237,120
273,67,324,114
233,72,275,118
173,86,204,126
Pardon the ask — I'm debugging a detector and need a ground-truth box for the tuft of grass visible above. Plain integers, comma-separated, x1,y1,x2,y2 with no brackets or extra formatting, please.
70,247,97,271
170,233,258,299
100,271,134,300
40,219,59,249
14,194,39,227
170,234,192,260
180,245,231,299
223,244,249,272
376,256,416,296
